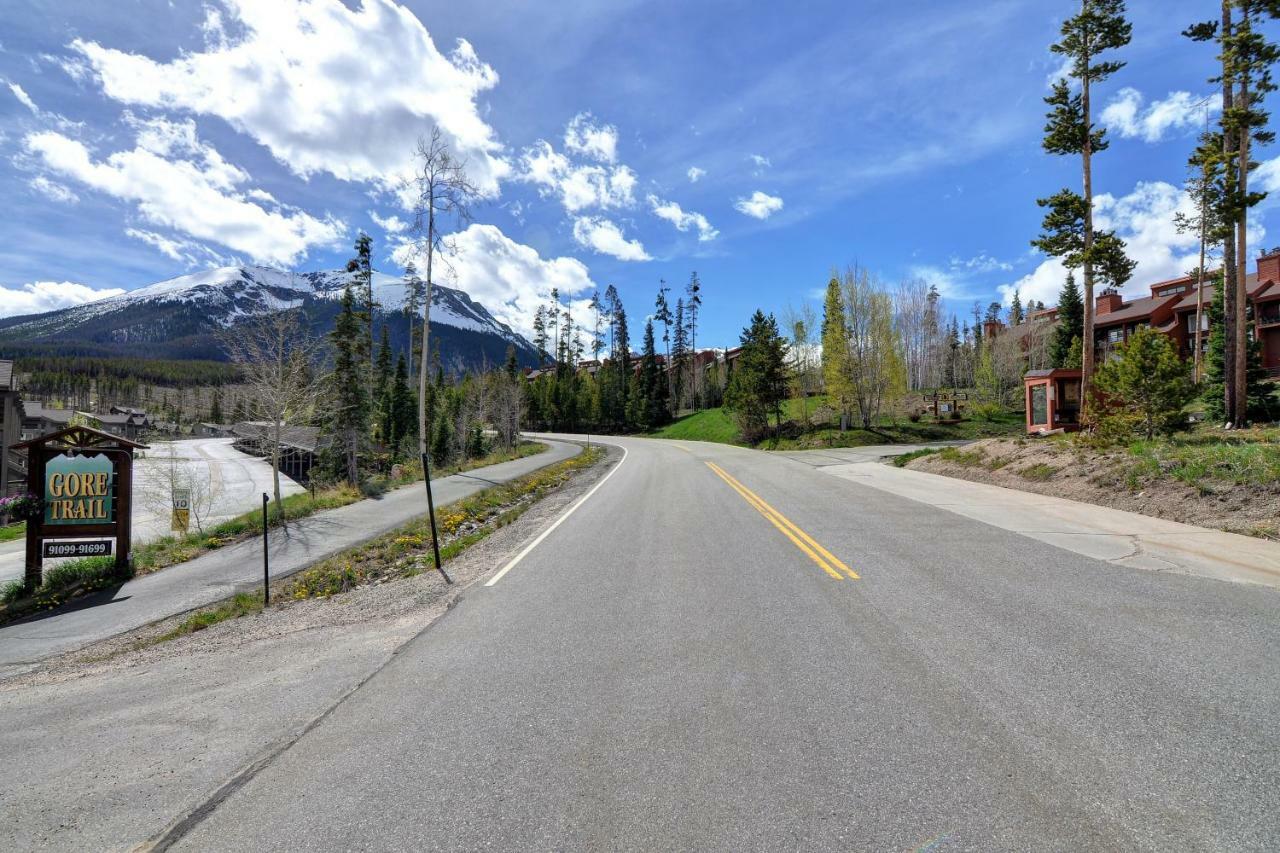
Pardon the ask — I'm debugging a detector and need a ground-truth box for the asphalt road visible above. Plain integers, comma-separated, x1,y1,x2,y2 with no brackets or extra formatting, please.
0,437,302,585
172,435,1280,852
0,440,580,674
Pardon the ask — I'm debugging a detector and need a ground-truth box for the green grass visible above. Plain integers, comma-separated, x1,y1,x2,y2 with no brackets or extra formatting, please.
0,521,25,543
647,396,1024,450
1018,462,1057,481
892,447,941,467
645,407,744,444
0,555,131,623
1122,428,1280,492
153,593,264,643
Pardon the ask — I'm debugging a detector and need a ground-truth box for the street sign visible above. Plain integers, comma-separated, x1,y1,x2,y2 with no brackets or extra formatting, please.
172,487,191,533
42,539,113,559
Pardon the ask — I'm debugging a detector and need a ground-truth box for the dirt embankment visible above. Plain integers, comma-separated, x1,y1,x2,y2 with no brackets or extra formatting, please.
906,437,1280,539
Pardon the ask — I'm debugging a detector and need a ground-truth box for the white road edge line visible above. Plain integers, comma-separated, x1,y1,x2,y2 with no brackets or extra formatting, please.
485,442,628,587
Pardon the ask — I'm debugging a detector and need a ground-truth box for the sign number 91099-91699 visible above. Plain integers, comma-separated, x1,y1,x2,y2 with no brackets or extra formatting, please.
41,539,114,559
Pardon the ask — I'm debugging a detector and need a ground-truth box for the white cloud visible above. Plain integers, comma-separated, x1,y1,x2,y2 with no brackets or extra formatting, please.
564,112,618,163
647,194,717,242
29,175,79,204
370,210,408,234
572,216,651,261
444,223,597,335
1101,87,1216,143
749,153,771,169
8,82,37,114
70,0,509,196
124,228,229,266
734,190,784,220
0,281,125,317
687,166,705,183
950,252,1012,273
519,139,637,212
25,118,344,265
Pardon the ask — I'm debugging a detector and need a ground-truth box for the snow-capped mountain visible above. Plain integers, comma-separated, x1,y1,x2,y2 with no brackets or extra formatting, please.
0,264,538,369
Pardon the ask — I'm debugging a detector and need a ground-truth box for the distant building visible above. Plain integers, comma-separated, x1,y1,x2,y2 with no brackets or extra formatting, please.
231,422,323,484
194,422,233,438
991,250,1280,378
1,361,25,498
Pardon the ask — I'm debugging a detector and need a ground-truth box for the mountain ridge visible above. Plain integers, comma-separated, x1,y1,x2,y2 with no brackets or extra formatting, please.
0,264,537,370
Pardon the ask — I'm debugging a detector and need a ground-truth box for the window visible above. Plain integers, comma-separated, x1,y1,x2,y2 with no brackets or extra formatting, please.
1186,313,1209,332
1030,384,1048,426
1106,327,1124,343
1157,285,1187,296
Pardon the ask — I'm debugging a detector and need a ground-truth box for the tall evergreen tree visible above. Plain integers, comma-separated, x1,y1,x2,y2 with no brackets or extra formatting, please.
672,297,688,410
655,280,673,409
532,306,549,365
821,277,853,431
390,353,415,452
725,310,789,440
1010,290,1025,325
329,285,369,485
346,232,376,377
1036,0,1134,410
684,272,703,407
1051,272,1085,368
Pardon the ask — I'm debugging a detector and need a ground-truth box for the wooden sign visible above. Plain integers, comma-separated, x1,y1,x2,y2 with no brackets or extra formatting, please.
13,425,145,590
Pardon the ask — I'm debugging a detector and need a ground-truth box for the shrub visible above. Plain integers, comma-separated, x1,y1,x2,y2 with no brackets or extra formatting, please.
1019,462,1056,481
971,402,1005,422
1091,327,1193,441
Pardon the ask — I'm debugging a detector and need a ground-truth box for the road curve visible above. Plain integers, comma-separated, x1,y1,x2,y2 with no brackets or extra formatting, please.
171,434,1280,852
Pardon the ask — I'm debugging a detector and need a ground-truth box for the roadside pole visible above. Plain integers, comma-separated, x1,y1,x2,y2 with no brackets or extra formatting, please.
420,452,452,584
261,492,270,606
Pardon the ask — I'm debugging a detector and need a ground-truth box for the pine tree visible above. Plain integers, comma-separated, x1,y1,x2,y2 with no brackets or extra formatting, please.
684,271,703,408
725,310,789,441
1037,0,1134,409
532,306,548,366
375,325,394,448
1010,290,1024,326
1093,326,1193,439
1202,275,1277,423
329,285,369,485
655,280,673,411
346,232,376,377
821,277,853,431
672,297,688,410
390,353,415,453
208,389,223,424
1051,272,1085,368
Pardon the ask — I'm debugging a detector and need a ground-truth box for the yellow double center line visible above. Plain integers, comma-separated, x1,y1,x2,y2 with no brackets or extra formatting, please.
705,461,858,581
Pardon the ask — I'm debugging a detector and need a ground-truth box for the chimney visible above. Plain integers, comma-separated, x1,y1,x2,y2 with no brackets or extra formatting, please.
1096,290,1124,315
1257,248,1280,283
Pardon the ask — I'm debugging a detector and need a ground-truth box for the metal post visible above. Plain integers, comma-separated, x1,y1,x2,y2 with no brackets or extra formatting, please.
261,492,270,606
421,452,452,584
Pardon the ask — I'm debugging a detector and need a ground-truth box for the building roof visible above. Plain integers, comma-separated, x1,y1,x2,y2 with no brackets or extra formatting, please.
1094,293,1179,327
21,403,76,424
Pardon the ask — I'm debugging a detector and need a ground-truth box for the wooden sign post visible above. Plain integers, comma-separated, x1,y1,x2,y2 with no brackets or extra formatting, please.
13,425,146,589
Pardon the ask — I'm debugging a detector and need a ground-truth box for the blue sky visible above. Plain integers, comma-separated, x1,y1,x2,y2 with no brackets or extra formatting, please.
3,0,1279,347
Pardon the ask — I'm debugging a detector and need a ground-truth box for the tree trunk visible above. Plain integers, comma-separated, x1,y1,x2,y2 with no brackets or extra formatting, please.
1081,27,1096,417
272,419,283,521
1222,2,1240,424
1194,184,1207,382
417,190,435,459
1235,5,1251,424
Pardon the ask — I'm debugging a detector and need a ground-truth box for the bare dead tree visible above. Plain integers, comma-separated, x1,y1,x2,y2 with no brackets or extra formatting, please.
406,128,478,457
222,302,322,519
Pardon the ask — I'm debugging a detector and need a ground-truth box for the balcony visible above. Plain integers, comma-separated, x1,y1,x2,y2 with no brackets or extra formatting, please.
1258,305,1280,327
